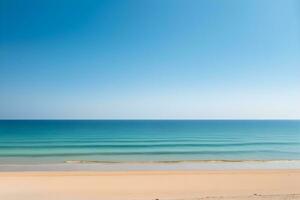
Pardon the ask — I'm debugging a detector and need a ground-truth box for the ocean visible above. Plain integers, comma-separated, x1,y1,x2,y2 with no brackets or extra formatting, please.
0,120,299,166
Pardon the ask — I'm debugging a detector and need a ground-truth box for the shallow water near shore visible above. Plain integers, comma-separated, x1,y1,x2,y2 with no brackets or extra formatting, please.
0,120,299,167
1,160,300,171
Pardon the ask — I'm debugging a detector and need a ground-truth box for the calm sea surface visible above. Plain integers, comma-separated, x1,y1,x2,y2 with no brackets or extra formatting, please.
0,120,299,164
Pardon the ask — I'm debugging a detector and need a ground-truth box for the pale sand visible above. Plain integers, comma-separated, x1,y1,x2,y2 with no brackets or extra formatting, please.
0,170,300,200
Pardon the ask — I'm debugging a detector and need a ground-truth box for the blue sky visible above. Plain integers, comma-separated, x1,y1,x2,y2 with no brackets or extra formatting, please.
0,0,299,119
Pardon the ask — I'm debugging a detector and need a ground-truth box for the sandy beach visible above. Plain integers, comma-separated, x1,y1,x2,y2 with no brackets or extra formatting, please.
0,169,299,200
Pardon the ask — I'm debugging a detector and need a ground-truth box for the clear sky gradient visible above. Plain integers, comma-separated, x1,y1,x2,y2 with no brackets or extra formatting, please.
0,0,299,119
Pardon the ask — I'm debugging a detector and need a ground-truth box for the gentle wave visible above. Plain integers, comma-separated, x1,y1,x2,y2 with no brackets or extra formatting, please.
1,150,299,157
0,138,251,144
64,159,300,164
0,142,299,149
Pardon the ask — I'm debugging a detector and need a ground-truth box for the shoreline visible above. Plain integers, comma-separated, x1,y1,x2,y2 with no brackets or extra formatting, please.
64,159,300,163
1,160,300,172
1,169,300,200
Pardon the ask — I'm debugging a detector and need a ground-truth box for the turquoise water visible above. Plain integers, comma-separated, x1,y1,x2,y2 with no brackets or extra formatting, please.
0,120,299,164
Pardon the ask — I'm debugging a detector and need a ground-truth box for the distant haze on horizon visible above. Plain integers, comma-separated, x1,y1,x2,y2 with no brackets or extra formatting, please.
0,0,299,119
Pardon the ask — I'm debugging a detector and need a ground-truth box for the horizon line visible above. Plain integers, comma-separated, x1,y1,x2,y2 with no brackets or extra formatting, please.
0,118,299,121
